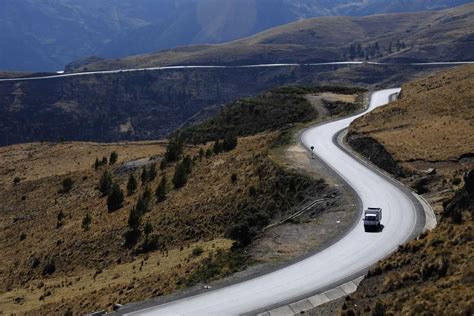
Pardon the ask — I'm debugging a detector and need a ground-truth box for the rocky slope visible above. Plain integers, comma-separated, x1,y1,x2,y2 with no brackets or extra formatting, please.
0,63,455,147
342,64,473,315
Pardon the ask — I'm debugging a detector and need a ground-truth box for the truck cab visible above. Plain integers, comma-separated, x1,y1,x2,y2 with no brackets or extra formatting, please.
363,207,382,232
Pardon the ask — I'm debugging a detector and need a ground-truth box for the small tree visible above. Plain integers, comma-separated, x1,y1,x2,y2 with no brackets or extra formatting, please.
164,137,184,163
56,210,65,228
141,167,149,185
144,221,153,239
94,158,101,170
13,177,21,186
173,162,188,189
125,208,141,246
181,156,193,174
107,183,124,212
213,139,223,154
205,148,213,158
159,159,167,171
223,135,238,151
98,171,113,196
82,214,92,231
127,174,138,196
198,148,205,160
155,176,167,202
109,151,118,165
149,164,157,182
101,157,108,165
60,177,73,194
136,188,152,214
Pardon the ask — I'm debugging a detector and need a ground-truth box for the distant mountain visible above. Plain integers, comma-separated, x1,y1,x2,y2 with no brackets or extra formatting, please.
75,3,474,71
1,0,472,71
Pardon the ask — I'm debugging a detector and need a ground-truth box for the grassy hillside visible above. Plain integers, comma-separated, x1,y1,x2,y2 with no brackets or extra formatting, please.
0,86,365,314
75,4,474,71
342,64,474,315
349,64,473,176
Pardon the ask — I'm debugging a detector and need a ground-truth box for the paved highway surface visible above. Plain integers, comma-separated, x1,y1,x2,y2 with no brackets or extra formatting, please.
1,61,473,82
118,88,425,315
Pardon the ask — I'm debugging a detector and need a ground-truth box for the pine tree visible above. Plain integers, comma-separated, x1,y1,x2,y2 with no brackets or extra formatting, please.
164,137,184,163
223,135,238,151
82,214,92,231
136,187,152,214
155,176,167,202
94,158,100,170
109,151,118,165
98,171,113,196
127,174,138,196
173,162,188,189
213,139,223,154
149,164,157,182
60,177,73,194
141,166,149,185
107,183,124,212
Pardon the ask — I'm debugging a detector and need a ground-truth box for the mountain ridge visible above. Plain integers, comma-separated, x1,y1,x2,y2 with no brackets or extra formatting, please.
1,0,472,71
72,3,474,71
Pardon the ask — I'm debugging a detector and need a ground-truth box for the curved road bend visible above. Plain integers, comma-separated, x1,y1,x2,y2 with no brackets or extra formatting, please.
119,88,425,316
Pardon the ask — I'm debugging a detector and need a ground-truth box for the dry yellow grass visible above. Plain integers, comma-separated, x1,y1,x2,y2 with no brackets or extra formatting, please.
352,64,474,163
0,141,166,187
0,132,290,314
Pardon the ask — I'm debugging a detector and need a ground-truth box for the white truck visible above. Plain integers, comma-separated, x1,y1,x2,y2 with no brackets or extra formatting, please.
363,207,382,232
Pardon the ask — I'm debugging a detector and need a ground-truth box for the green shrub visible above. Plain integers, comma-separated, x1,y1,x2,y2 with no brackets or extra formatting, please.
127,174,138,195
42,260,56,276
98,171,113,196
82,214,92,231
60,177,73,194
192,246,204,257
173,158,192,189
107,183,124,212
223,135,238,152
165,137,184,163
155,176,167,202
141,166,149,185
109,151,118,165
213,140,223,154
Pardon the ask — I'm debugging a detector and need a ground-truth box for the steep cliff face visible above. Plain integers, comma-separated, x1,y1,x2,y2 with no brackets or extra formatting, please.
0,64,440,147
347,135,404,176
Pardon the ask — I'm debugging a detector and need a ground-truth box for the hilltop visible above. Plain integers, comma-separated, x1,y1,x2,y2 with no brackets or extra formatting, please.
73,4,474,71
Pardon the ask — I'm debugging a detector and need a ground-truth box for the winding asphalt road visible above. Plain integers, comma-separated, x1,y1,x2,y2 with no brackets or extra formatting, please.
118,89,426,315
